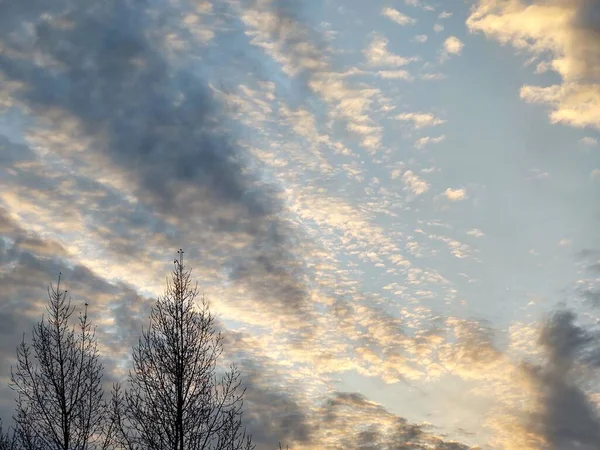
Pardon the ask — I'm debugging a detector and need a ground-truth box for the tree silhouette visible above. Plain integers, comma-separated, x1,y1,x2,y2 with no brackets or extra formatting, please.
111,250,254,450
0,419,15,450
10,274,109,450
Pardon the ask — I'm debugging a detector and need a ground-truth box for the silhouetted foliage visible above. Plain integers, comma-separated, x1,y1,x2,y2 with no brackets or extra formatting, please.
9,274,110,450
111,250,254,450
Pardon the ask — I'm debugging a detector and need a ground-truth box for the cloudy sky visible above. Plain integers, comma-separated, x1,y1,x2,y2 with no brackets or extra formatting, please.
1,0,600,448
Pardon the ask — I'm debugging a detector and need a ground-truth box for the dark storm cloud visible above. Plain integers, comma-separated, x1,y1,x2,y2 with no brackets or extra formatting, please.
0,0,313,318
538,310,591,368
523,310,600,449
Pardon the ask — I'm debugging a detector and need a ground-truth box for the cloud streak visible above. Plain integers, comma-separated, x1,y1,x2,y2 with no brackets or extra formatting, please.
0,0,315,325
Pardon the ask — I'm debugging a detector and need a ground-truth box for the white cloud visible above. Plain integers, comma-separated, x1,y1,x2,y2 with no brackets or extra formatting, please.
592,169,600,180
529,168,550,179
242,4,384,155
444,188,468,201
519,84,600,128
433,24,444,33
580,137,598,146
365,35,419,67
467,0,600,129
377,70,413,80
443,36,464,55
402,170,430,196
421,73,446,81
412,35,428,43
396,112,445,129
467,229,485,238
382,7,415,26
404,0,435,11
438,11,452,19
415,135,446,149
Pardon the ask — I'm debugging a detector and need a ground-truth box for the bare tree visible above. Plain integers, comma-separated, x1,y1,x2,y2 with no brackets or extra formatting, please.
0,419,15,450
112,250,254,450
10,274,110,450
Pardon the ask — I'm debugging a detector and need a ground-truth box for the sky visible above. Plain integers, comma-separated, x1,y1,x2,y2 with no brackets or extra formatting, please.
0,0,600,448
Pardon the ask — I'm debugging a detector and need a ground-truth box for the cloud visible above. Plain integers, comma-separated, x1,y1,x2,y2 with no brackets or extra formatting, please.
415,135,446,149
486,310,600,449
365,34,419,67
381,7,416,26
444,188,468,201
396,112,446,128
580,136,598,146
376,69,413,80
467,0,600,129
311,392,472,449
241,1,386,154
439,11,453,19
0,208,152,420
420,72,447,81
443,36,465,55
520,84,600,128
466,229,485,238
591,169,600,179
412,34,428,43
581,289,600,307
0,0,314,323
404,0,435,12
527,311,600,449
402,170,430,196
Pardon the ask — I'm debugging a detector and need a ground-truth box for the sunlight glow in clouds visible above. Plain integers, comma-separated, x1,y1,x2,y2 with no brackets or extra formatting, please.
382,7,416,26
444,188,468,201
0,0,599,448
468,0,600,128
443,36,465,55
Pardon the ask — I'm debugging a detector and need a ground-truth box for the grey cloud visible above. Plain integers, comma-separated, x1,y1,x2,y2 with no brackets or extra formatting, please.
538,309,591,369
572,0,600,79
319,392,472,450
578,249,600,259
0,136,35,165
242,369,313,447
0,0,313,319
581,288,600,308
0,209,151,423
221,330,473,449
530,368,600,450
523,310,600,449
0,145,180,263
219,330,313,447
587,262,600,274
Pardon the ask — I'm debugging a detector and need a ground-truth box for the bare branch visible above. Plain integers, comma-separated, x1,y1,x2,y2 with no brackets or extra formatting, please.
114,251,254,450
9,274,110,450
